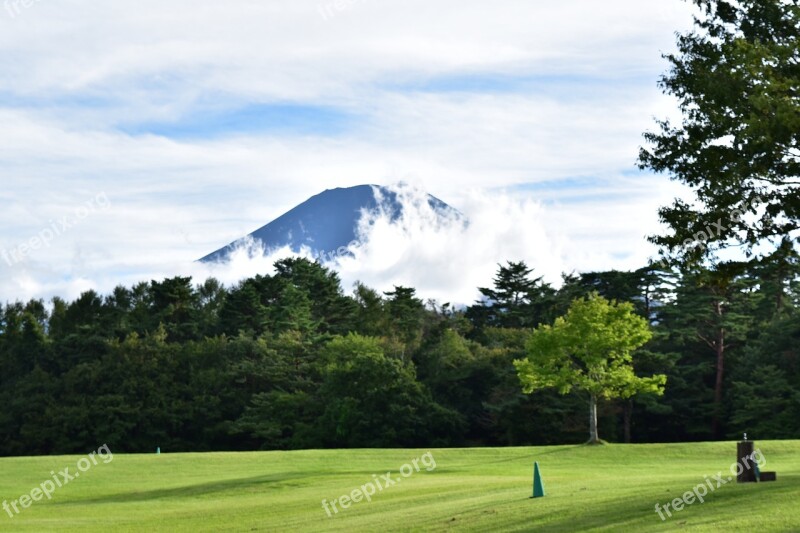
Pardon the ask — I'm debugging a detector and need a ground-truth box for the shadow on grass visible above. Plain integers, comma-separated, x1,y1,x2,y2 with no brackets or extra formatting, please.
55,471,310,506
442,446,585,471
515,473,799,532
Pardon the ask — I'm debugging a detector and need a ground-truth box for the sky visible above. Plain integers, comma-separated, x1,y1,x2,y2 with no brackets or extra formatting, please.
0,0,699,305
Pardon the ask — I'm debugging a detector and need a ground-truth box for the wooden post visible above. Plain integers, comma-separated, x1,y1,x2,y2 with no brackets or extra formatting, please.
736,440,757,483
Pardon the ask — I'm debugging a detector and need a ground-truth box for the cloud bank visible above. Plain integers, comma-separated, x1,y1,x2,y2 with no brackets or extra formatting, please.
0,0,698,304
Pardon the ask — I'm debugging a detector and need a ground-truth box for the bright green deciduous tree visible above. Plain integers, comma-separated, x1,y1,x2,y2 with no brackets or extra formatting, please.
514,294,667,444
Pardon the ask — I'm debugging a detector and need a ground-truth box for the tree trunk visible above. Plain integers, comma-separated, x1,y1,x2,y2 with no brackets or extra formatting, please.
623,399,632,444
712,302,725,438
588,394,600,444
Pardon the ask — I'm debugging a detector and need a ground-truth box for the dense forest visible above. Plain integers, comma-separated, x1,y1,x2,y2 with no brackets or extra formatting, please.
1,255,798,456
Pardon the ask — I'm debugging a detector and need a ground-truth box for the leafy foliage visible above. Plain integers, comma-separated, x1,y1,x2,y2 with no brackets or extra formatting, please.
639,0,800,268
514,294,666,442
0,257,798,454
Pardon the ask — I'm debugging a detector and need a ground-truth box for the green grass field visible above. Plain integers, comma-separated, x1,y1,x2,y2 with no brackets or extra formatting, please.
0,441,798,532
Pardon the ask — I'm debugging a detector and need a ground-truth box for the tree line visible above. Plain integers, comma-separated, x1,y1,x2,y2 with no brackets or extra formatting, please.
1,256,798,456
4,0,799,455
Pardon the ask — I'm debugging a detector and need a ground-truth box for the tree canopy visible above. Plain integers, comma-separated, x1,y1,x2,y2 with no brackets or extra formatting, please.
0,258,798,454
639,0,800,268
514,294,666,443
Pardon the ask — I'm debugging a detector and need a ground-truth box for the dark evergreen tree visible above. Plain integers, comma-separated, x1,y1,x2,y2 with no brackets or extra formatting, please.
383,286,425,360
639,0,800,269
467,261,556,332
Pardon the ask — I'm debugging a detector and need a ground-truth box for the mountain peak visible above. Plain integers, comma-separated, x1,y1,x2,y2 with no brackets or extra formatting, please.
199,184,462,263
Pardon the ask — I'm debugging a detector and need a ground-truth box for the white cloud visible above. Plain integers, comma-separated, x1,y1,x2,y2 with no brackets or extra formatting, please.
0,0,698,303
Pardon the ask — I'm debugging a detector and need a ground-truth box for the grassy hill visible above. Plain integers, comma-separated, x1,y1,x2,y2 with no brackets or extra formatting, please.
0,441,798,532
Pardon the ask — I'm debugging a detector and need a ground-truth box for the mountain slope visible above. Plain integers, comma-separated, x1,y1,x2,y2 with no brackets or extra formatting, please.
199,184,461,263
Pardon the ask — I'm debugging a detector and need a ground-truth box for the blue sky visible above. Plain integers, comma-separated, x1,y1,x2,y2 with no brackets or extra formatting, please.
119,103,355,139
0,0,697,303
